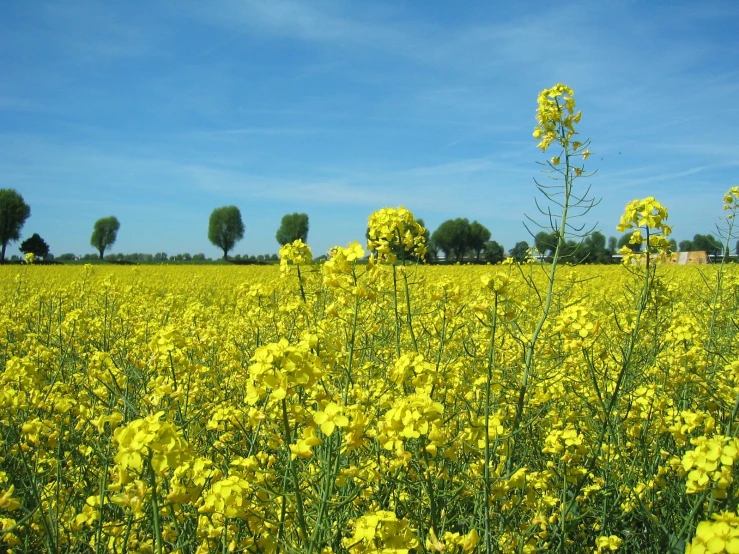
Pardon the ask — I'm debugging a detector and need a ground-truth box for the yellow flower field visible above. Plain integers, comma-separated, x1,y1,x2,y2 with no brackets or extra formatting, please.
2,84,739,553
1,255,739,553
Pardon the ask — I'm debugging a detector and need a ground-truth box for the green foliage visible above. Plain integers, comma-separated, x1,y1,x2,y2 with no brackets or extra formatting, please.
19,233,50,259
618,232,643,252
692,233,723,256
431,218,470,262
208,206,245,260
0,188,31,262
276,213,310,246
581,231,610,263
482,240,505,263
534,231,558,257
509,240,530,262
468,221,491,261
90,216,121,260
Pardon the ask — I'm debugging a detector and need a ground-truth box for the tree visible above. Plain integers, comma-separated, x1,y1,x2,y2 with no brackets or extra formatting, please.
692,234,723,257
534,231,558,257
607,236,618,253
90,216,120,260
208,206,245,260
431,218,471,262
679,240,696,252
276,213,309,246
618,232,642,252
482,240,506,264
468,221,491,261
509,241,530,262
0,189,31,262
582,231,610,263
20,233,50,259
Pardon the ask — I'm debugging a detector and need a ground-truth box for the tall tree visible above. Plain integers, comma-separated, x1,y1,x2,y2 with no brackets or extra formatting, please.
509,241,530,262
482,240,505,264
208,206,245,260
607,236,618,253
534,231,558,257
468,221,491,261
90,216,120,260
20,233,50,259
679,239,696,252
618,232,642,252
692,233,723,257
0,189,31,262
431,218,470,262
276,213,309,246
582,231,610,263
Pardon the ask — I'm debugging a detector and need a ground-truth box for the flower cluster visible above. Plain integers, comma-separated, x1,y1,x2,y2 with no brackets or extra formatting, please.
113,411,193,479
366,206,427,263
279,238,312,273
680,435,739,497
532,83,581,151
686,511,739,554
342,510,419,553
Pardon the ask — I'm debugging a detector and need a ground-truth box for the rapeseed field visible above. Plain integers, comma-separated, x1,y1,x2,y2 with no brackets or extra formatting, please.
2,84,738,553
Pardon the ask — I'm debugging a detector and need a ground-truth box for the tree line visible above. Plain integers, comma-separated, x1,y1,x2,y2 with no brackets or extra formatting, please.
0,188,736,264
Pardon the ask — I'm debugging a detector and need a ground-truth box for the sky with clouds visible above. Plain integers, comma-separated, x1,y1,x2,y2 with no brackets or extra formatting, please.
1,0,738,258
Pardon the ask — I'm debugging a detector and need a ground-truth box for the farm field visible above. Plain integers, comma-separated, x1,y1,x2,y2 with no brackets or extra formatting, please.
1,256,739,553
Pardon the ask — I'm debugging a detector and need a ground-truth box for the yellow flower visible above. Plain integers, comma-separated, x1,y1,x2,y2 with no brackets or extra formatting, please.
313,402,349,436
595,535,622,551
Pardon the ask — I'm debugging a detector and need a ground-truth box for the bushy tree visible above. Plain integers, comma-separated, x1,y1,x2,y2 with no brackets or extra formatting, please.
0,189,31,262
692,233,723,257
431,218,470,262
19,233,50,259
679,240,695,252
482,240,505,264
468,221,491,261
618,232,642,252
534,231,558,257
90,216,120,260
208,206,245,260
581,231,610,263
509,241,530,262
276,213,309,246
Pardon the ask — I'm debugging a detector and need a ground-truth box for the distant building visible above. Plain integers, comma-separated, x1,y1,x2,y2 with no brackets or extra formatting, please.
666,251,708,265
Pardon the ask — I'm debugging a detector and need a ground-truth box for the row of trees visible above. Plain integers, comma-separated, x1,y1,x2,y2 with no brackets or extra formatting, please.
1,188,736,263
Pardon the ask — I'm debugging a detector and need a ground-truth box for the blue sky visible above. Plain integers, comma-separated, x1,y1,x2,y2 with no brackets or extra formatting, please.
1,0,738,258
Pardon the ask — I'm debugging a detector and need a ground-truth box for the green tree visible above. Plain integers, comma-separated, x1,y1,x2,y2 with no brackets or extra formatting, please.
208,206,245,260
618,232,642,252
276,213,309,246
692,233,723,257
468,221,491,261
431,218,470,262
679,239,696,252
509,241,530,262
0,189,31,262
607,236,618,253
482,240,505,263
582,231,610,263
90,216,120,260
534,231,558,257
19,233,50,259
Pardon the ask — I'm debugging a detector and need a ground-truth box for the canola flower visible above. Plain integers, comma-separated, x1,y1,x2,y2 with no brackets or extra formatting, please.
2,88,739,554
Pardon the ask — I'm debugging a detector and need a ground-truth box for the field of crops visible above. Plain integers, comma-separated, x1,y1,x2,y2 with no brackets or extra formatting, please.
2,239,739,553
3,82,739,553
